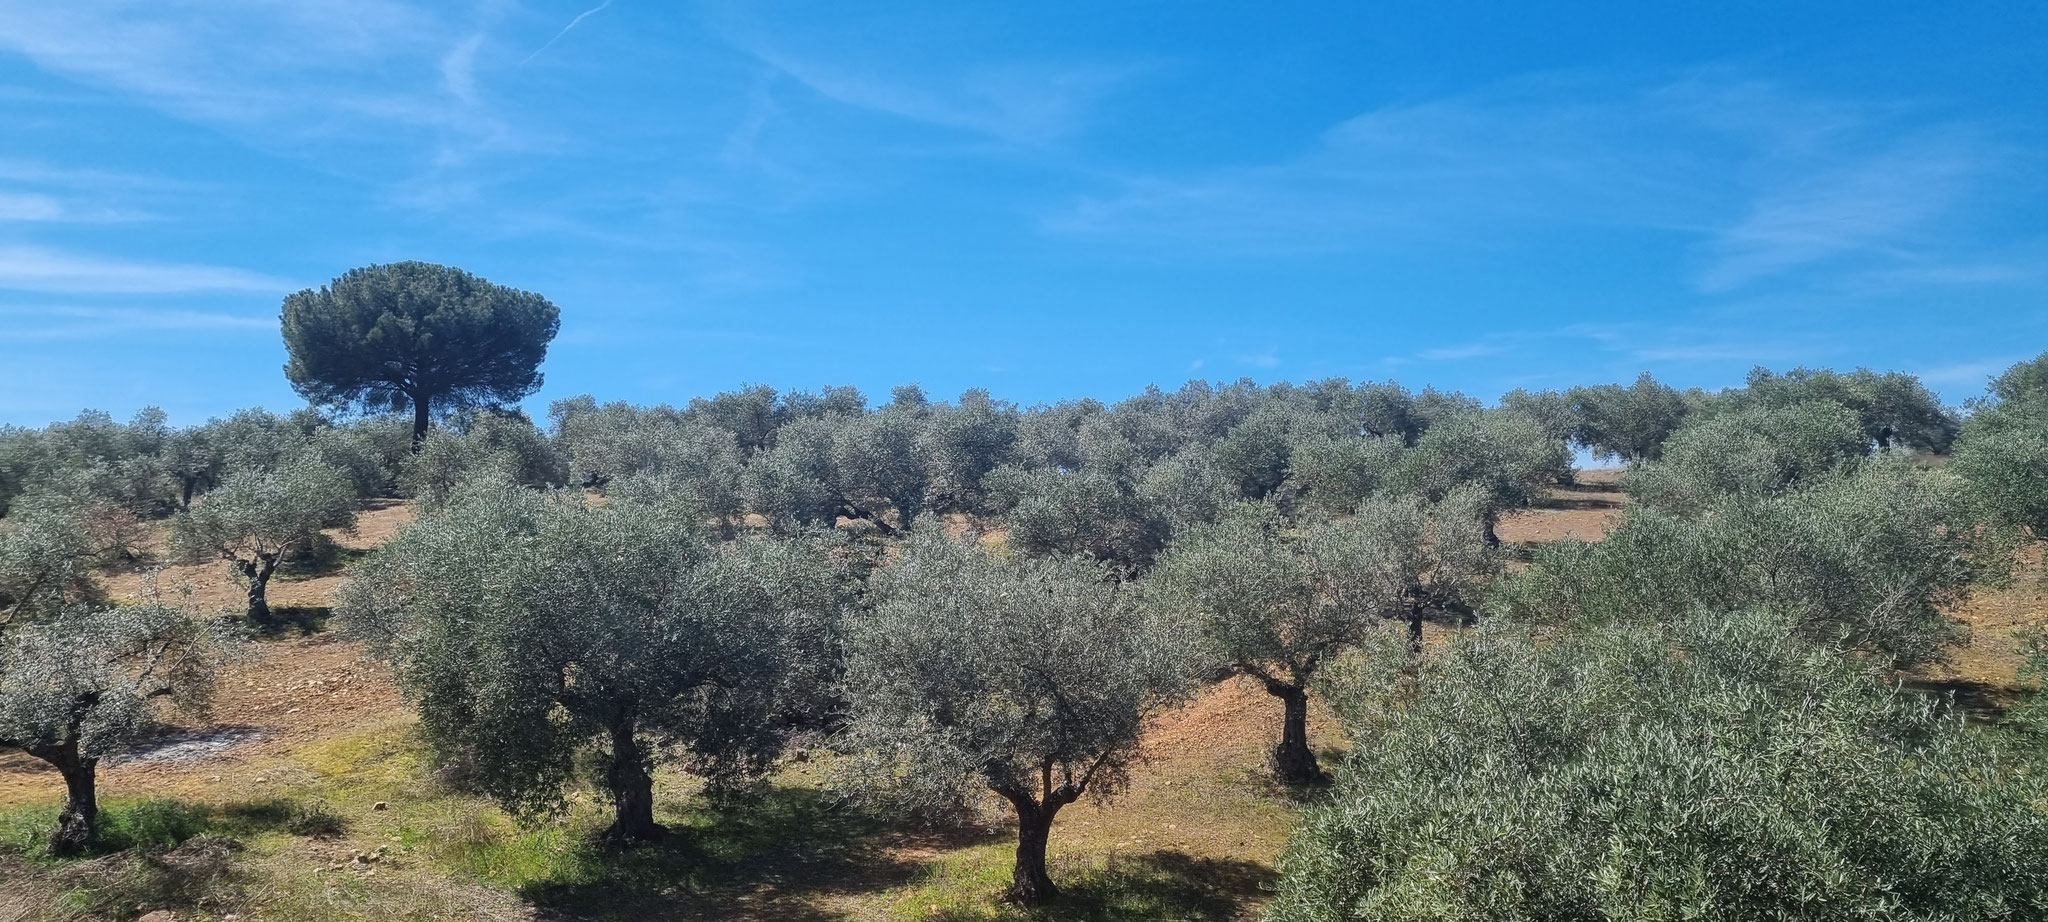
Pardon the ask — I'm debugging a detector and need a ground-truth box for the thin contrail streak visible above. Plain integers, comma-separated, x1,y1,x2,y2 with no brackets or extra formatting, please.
520,0,614,66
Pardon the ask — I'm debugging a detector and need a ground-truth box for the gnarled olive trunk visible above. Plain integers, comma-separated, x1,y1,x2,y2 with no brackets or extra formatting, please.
31,739,98,856
1006,796,1060,904
602,709,663,845
239,553,281,627
1265,680,1324,785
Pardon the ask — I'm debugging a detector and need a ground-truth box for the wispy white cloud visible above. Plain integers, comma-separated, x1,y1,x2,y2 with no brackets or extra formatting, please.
0,191,63,221
1912,357,2022,388
709,7,1142,149
0,1,514,161
0,304,275,340
0,246,291,294
1047,72,2026,296
1235,346,1281,368
441,33,487,106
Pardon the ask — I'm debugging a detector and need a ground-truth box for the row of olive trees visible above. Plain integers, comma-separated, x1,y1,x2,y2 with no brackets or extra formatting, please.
328,462,1519,902
1267,351,2048,921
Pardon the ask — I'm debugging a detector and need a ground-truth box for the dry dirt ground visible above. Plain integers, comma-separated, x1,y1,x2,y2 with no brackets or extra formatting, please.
4,470,2043,921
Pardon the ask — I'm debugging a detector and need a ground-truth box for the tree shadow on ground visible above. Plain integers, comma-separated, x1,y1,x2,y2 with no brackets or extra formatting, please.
277,536,370,582
248,604,332,638
517,784,997,921
1533,492,1624,512
1898,676,2025,723
928,850,1277,922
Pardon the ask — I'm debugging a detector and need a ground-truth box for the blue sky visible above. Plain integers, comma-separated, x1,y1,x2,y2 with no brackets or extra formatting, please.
1,1,2043,426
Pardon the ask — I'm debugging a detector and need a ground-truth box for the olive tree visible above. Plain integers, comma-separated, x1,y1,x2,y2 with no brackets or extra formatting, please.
0,490,118,624
841,528,1189,904
987,466,1170,569
1386,410,1570,544
1952,352,2048,537
744,414,846,533
282,261,561,447
1269,613,2048,922
1498,458,2000,668
1624,400,1868,515
1150,494,1495,784
0,602,240,854
1284,432,1404,519
1739,366,1959,451
1567,372,1693,464
918,389,1019,514
833,407,930,531
1954,404,2048,537
340,483,849,843
173,459,357,627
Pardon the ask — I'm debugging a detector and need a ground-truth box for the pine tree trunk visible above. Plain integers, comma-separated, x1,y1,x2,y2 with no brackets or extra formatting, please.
1266,681,1324,784
411,395,432,452
1005,797,1060,904
602,711,664,845
41,741,98,856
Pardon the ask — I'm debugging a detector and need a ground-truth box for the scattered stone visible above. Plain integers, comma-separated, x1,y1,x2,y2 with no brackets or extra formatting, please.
138,912,178,922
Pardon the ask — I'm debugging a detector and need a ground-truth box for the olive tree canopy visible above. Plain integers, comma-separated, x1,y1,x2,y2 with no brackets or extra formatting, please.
340,481,850,844
1499,458,2001,669
0,602,240,855
1269,612,2048,922
1567,372,1694,464
1953,351,2048,537
1737,366,1959,452
841,528,1189,904
1149,492,1495,784
173,459,357,629
1623,400,1869,515
281,262,560,446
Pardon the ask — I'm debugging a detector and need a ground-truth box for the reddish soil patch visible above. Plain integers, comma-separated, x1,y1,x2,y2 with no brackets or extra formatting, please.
1907,547,2048,707
1497,469,1627,544
98,499,415,615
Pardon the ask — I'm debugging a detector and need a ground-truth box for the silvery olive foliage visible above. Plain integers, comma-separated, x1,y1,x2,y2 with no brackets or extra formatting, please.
1566,372,1696,464
1212,406,1327,500
1385,409,1571,534
400,414,569,511
1284,431,1405,519
1735,365,1959,452
1952,351,2048,538
1149,492,1496,783
1624,400,1870,515
745,413,847,533
1496,458,2001,668
1136,448,1236,533
0,490,125,624
339,481,853,843
986,466,1170,569
831,406,932,530
1270,612,2048,922
0,601,242,854
917,388,1020,514
172,457,358,627
839,527,1190,903
1496,387,1580,443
